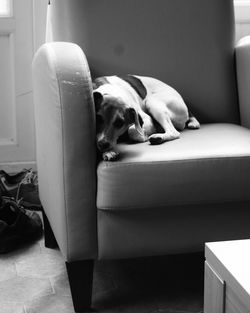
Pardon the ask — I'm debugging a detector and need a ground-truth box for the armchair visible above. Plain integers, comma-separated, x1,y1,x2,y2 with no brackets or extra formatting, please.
32,1,250,312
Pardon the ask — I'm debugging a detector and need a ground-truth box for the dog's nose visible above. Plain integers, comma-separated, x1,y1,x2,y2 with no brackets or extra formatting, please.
97,140,110,151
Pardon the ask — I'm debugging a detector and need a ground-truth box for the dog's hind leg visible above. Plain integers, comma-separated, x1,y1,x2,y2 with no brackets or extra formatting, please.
148,118,180,144
146,100,180,145
186,110,200,129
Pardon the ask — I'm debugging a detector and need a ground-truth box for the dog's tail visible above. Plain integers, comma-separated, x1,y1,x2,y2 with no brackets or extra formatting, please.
186,110,200,129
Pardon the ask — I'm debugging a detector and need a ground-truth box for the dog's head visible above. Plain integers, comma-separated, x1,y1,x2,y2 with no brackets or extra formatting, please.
94,90,142,154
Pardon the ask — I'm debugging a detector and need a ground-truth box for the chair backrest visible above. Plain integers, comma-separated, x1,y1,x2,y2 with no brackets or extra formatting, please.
49,0,239,124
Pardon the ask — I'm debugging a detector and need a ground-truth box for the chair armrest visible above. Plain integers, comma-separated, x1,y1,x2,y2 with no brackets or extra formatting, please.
32,42,97,261
236,36,250,128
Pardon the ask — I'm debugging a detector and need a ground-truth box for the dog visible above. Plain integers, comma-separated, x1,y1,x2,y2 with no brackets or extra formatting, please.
93,75,200,161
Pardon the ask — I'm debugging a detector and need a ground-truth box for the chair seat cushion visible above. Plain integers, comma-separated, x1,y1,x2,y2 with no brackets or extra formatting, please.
97,124,250,210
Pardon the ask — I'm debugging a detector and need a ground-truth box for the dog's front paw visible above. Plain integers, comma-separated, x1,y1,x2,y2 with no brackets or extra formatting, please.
103,151,119,161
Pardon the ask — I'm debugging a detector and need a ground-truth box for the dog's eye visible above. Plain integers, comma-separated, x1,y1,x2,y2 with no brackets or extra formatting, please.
113,118,124,128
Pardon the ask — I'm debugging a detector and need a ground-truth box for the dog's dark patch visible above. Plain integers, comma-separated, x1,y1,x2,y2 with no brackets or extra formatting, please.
93,77,109,90
126,108,144,127
138,114,144,127
93,91,104,111
149,136,164,145
119,75,147,100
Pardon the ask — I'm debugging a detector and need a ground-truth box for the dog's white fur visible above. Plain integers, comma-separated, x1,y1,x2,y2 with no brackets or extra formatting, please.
94,75,200,161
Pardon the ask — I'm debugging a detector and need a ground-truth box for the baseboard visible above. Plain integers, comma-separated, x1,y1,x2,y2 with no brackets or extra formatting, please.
0,161,37,173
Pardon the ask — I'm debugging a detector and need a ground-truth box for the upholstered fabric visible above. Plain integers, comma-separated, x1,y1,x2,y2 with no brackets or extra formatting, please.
33,42,97,261
236,36,250,129
32,0,250,266
97,124,250,210
49,0,239,124
98,202,250,259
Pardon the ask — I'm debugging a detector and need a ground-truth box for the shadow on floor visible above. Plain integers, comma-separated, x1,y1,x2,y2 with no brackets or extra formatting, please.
93,252,204,313
0,233,204,313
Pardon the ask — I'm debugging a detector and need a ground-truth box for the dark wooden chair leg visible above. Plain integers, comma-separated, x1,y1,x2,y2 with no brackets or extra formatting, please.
42,209,58,248
66,260,94,312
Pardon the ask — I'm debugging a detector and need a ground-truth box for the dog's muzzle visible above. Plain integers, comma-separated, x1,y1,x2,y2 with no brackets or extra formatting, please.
97,140,111,152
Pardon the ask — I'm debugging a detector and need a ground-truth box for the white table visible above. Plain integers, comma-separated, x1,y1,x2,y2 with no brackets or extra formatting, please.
204,239,250,313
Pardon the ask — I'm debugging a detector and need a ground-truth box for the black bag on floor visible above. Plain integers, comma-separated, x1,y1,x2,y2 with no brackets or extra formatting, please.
0,197,43,254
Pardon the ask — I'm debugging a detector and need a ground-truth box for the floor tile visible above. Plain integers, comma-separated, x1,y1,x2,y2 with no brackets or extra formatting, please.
25,294,74,313
0,302,25,313
150,309,173,313
0,242,41,264
93,289,158,313
93,270,117,295
155,291,203,313
0,276,53,303
16,253,65,278
50,272,71,297
38,238,62,258
0,234,205,313
0,261,16,281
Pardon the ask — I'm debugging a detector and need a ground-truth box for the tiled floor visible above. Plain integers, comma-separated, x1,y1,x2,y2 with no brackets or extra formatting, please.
0,235,204,313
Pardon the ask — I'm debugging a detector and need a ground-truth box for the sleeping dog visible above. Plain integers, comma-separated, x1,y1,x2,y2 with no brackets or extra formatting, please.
93,75,200,161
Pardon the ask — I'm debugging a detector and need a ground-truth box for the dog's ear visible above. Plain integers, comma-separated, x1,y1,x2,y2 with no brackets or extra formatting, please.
138,114,144,127
126,108,136,124
93,91,104,111
127,108,144,127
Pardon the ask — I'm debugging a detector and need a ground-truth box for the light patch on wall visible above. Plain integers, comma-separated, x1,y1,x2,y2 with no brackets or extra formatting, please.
0,0,12,17
234,0,250,23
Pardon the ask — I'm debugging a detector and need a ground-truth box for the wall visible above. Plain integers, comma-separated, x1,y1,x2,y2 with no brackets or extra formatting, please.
236,21,250,43
0,0,36,173
236,23,250,42
33,0,47,53
0,0,47,173
235,1,250,41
